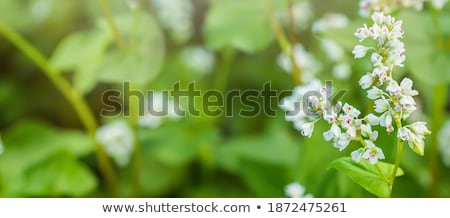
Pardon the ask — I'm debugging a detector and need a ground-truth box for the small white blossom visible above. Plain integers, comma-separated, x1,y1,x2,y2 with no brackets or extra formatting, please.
352,45,369,59
96,120,134,167
431,0,448,9
180,46,216,76
351,148,365,162
151,0,194,43
277,44,322,83
367,87,384,100
374,99,390,113
362,140,385,164
359,73,374,89
298,122,315,138
323,124,341,141
334,134,351,151
397,127,411,140
321,39,345,61
139,92,181,128
410,122,431,135
332,63,352,80
285,182,313,198
364,114,380,126
312,13,349,33
400,78,419,96
379,111,393,131
123,0,139,10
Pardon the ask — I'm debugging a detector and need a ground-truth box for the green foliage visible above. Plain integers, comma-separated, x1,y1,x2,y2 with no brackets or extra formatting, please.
0,121,96,196
330,157,404,198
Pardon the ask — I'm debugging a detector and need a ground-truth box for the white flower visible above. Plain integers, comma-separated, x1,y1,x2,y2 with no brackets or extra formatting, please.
312,13,349,33
407,132,426,156
277,44,322,83
151,0,194,43
139,92,181,128
351,148,365,162
364,114,380,126
371,11,385,25
362,140,385,164
431,0,449,9
374,99,390,113
360,124,373,138
298,122,315,138
343,103,361,118
285,182,312,198
409,122,431,135
334,134,351,151
180,46,216,76
386,80,401,95
332,63,352,80
397,127,411,140
354,24,370,41
379,111,393,130
323,124,341,141
359,73,374,89
370,52,383,66
400,77,419,96
96,120,134,167
399,95,416,111
321,39,345,61
352,45,369,58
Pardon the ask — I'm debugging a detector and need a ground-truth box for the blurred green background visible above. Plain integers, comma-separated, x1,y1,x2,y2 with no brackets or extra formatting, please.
0,0,449,197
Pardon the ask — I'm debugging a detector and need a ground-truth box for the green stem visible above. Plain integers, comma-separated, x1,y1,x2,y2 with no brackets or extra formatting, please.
390,119,404,190
265,0,302,85
428,85,447,196
0,21,118,196
212,47,235,92
128,84,143,196
99,0,125,48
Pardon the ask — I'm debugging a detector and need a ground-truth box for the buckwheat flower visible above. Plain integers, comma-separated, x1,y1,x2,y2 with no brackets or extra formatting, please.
334,134,351,151
297,122,315,138
359,73,374,89
321,39,345,61
151,0,194,43
438,121,450,167
397,127,411,140
431,0,448,9
312,13,349,33
323,124,341,141
180,46,216,76
343,103,361,118
374,99,390,113
410,122,431,135
285,182,313,198
355,24,370,41
379,111,393,131
351,148,365,162
139,92,181,128
332,63,352,80
277,44,322,83
352,45,370,58
365,114,380,126
362,140,385,164
96,120,134,167
386,80,401,95
360,124,373,138
400,78,419,96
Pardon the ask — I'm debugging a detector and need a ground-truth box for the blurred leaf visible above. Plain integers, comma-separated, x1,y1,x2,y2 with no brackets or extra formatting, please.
19,151,97,197
204,0,274,53
0,120,94,196
400,10,450,85
330,157,404,198
216,124,299,172
238,159,287,197
97,12,165,86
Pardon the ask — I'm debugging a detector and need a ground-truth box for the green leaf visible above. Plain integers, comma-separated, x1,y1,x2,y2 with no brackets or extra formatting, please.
0,120,94,196
96,12,165,86
330,157,404,198
204,0,274,53
19,151,97,197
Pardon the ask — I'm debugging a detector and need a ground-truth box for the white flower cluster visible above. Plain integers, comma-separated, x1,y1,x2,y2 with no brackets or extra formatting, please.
353,12,430,156
285,182,313,198
180,45,216,77
438,121,450,167
139,92,181,129
280,12,430,164
151,0,194,43
277,44,322,83
96,120,134,167
359,0,448,17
